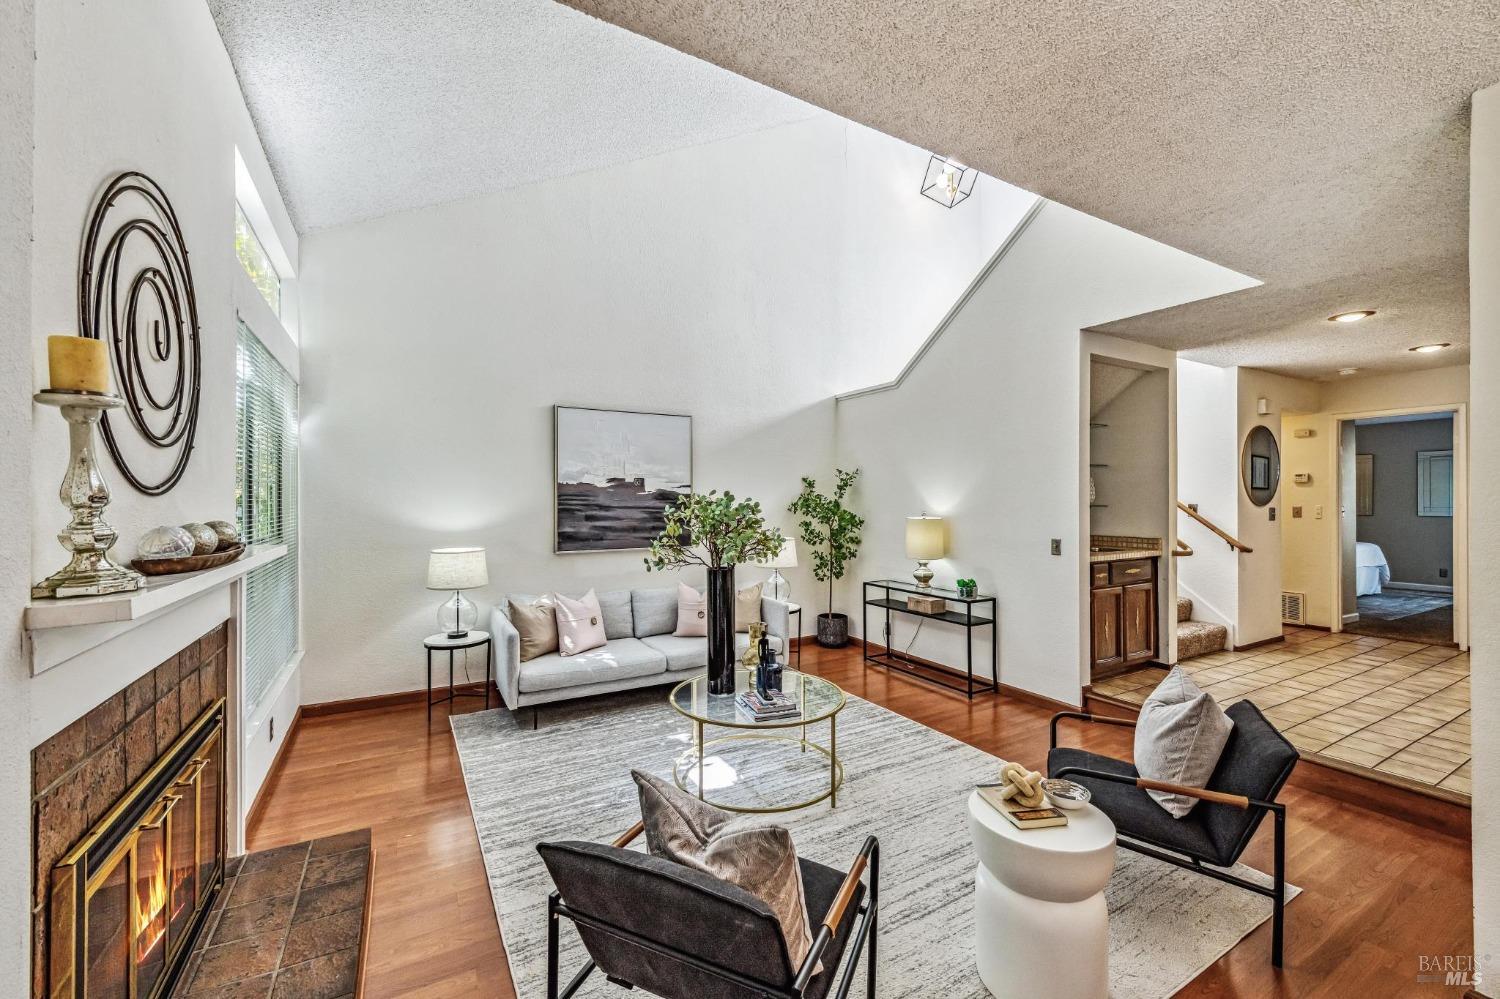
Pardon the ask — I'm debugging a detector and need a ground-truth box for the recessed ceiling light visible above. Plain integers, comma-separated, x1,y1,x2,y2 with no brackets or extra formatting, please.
1409,343,1451,353
1328,310,1376,323
1338,367,1360,376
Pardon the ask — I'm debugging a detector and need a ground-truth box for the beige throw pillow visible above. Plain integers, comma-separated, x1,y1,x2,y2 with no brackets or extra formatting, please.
553,589,608,657
1134,666,1235,817
735,582,763,633
674,582,708,637
631,770,817,973
508,597,558,662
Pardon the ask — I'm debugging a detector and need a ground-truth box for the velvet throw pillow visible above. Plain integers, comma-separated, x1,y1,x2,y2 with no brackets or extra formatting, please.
631,770,817,974
674,582,708,637
508,597,558,662
1134,666,1235,817
734,582,764,633
553,589,608,657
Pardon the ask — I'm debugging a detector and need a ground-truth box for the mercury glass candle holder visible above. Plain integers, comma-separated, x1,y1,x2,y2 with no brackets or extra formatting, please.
32,391,144,598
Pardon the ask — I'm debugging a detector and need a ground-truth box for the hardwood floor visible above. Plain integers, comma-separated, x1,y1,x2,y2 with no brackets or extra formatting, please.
251,645,1474,998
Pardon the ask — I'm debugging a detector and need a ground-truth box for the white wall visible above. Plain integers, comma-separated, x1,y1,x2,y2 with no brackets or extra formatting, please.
1090,366,1169,539
1468,80,1499,988
1235,368,1322,644
1176,359,1241,636
1,0,35,990
29,0,297,576
298,116,1024,703
835,201,1254,705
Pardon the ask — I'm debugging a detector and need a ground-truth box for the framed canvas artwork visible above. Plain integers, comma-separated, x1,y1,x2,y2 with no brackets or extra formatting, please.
554,406,692,553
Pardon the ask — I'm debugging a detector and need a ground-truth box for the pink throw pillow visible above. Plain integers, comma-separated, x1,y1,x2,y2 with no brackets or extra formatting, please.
674,582,708,637
554,589,608,656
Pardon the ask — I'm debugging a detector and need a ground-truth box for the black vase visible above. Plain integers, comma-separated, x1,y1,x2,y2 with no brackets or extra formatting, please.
706,566,736,695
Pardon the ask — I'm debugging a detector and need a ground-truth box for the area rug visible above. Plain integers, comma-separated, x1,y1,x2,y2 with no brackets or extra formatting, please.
452,688,1298,998
1357,590,1453,621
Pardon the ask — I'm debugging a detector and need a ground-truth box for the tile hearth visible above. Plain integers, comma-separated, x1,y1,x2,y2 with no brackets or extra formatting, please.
175,830,372,998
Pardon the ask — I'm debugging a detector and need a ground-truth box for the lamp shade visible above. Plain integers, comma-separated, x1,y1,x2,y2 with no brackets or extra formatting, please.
426,547,488,590
905,517,946,561
767,537,798,569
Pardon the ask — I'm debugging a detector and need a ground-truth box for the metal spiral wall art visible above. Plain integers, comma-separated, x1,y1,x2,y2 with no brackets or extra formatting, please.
78,171,202,495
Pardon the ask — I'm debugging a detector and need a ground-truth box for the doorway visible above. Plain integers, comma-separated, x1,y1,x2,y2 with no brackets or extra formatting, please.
1337,410,1462,647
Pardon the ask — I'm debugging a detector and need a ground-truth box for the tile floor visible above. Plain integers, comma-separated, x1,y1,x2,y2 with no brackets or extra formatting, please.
1092,626,1471,800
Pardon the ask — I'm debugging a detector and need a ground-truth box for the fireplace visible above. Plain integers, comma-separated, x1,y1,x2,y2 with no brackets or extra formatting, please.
47,698,225,999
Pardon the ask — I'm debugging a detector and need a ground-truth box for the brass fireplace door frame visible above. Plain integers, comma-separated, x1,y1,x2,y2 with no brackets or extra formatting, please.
49,698,226,999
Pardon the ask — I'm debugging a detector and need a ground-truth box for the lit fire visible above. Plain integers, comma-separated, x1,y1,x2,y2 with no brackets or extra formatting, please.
135,843,168,963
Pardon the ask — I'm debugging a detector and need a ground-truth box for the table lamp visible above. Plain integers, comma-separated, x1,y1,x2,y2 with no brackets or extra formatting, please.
427,547,488,638
905,515,946,588
764,537,798,603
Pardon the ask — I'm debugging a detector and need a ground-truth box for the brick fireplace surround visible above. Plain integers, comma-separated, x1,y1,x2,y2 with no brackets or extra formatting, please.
30,622,229,999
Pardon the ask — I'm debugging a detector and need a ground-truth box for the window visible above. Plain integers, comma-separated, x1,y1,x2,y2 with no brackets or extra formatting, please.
236,321,299,713
1417,449,1454,517
235,202,281,316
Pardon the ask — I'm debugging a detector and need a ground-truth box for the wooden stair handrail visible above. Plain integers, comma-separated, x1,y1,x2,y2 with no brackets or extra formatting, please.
1177,502,1254,553
1172,538,1194,557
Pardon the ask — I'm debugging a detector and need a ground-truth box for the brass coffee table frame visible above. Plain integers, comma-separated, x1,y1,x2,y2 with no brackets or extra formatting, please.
668,669,846,814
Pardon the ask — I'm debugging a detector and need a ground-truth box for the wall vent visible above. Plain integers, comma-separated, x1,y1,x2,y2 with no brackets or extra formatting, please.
1281,591,1306,625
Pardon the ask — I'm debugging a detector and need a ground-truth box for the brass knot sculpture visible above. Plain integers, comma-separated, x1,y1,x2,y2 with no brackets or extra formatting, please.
997,761,1047,808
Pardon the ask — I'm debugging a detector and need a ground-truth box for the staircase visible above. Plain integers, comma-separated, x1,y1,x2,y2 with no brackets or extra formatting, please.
1176,597,1228,662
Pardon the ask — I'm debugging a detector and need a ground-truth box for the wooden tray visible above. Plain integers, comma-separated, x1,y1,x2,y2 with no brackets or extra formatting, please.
133,543,246,576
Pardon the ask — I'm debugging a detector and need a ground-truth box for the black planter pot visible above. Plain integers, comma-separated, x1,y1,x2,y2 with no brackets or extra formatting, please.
817,612,850,648
706,566,737,695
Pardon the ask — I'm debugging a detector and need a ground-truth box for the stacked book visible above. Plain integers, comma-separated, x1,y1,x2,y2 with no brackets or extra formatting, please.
736,690,800,722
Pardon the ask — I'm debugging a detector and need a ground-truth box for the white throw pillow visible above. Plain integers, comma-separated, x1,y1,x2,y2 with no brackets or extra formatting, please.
1134,666,1235,817
553,589,608,657
734,582,764,633
673,582,707,637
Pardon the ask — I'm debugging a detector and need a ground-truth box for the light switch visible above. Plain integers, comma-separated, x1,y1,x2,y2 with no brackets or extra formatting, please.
1314,505,1324,519
1051,538,1062,556
1292,506,1303,519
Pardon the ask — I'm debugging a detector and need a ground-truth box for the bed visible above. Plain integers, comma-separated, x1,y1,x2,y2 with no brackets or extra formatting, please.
1356,542,1392,596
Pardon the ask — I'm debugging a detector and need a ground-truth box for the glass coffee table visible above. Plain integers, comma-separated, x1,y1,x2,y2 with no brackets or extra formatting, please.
668,668,846,814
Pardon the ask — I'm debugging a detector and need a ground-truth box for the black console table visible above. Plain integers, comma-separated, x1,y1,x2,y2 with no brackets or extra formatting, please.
862,580,997,698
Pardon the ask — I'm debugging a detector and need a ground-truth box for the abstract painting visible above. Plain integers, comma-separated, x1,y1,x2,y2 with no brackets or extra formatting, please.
554,406,692,553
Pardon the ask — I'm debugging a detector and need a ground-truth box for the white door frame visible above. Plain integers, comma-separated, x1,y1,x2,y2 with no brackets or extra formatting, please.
1329,402,1467,649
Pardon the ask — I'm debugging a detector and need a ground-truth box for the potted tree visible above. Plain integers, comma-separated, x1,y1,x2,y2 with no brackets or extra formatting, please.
646,491,784,695
787,468,864,647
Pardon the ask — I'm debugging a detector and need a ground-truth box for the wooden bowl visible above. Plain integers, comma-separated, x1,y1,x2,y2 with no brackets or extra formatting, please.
133,543,246,576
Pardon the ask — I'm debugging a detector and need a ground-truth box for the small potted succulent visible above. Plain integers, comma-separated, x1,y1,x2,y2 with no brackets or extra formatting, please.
955,578,979,599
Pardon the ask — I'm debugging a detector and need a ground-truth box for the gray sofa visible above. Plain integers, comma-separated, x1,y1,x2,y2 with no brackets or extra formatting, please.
491,586,790,713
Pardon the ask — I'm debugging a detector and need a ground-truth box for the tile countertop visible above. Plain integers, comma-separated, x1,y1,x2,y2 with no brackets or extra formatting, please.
1088,536,1163,563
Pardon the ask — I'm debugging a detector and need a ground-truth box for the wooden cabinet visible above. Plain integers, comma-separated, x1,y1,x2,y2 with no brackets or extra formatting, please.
1090,557,1158,680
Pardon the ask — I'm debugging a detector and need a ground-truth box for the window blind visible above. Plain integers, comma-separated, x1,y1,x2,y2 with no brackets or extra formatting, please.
236,321,299,714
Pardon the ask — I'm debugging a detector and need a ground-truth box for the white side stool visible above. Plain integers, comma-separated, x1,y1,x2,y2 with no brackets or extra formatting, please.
967,790,1116,999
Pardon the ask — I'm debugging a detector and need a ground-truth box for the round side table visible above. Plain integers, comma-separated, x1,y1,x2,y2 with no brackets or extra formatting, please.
424,630,492,728
966,790,1116,999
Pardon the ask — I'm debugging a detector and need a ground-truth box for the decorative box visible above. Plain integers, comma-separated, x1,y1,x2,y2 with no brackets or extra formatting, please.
906,594,947,614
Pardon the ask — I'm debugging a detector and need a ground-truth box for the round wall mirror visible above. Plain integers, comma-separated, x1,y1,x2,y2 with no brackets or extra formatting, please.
1241,425,1281,506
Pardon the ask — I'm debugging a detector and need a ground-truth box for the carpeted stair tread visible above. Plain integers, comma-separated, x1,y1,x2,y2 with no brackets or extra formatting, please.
1177,619,1229,661
1177,596,1193,622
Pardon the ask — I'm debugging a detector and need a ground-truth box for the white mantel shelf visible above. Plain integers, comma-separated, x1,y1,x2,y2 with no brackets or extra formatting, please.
24,544,289,632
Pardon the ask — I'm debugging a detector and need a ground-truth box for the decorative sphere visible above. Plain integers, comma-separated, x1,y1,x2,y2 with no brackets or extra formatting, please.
180,522,219,556
137,525,194,561
206,520,240,551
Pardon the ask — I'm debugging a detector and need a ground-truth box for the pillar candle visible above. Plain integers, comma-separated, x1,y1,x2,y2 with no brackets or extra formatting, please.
47,335,109,394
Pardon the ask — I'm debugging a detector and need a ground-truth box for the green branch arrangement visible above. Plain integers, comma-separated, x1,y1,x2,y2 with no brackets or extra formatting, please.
787,468,864,618
645,491,785,571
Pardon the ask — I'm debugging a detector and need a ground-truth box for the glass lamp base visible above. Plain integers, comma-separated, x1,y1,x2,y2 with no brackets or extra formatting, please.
766,568,791,604
438,590,477,638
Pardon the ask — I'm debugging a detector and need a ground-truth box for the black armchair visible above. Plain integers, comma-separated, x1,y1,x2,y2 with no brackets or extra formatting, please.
538,822,879,999
1048,701,1298,966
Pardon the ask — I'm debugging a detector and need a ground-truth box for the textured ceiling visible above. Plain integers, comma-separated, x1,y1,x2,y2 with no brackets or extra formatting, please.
1090,361,1147,419
207,0,816,232
558,0,1500,379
